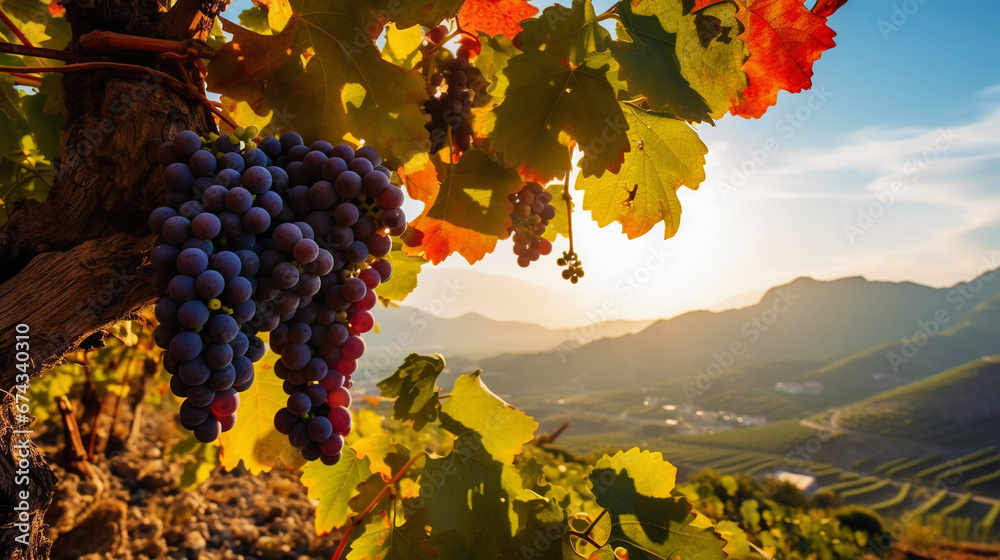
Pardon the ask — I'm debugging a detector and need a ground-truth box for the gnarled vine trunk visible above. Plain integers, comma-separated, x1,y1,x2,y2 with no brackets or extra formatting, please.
0,1,220,557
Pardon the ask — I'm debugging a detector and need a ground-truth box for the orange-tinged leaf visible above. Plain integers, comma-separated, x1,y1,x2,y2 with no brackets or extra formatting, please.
206,18,297,104
812,0,848,18
458,0,540,39
399,149,523,264
361,395,383,407
692,0,839,118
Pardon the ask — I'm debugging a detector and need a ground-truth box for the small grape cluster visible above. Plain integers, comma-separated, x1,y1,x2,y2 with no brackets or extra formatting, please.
423,27,489,154
150,128,404,466
557,250,585,284
507,182,555,268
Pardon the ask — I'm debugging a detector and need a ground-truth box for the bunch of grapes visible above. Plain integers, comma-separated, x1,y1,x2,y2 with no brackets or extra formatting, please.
507,182,555,268
423,28,490,154
150,129,404,465
150,128,271,443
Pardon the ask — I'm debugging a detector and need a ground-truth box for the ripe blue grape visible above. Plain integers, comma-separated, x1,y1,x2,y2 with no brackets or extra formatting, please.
219,152,246,173
208,364,236,391
170,331,203,361
173,130,203,158
179,357,212,386
334,171,362,199
344,240,369,264
167,275,197,302
242,207,270,234
242,165,273,194
225,187,253,214
347,156,373,176
148,206,177,235
287,392,311,417
205,314,239,344
162,216,192,245
307,416,333,442
178,300,210,329
164,162,195,192
308,180,337,209
205,343,234,369
355,145,381,166
209,251,241,280
196,270,225,299
333,202,359,227
189,149,217,176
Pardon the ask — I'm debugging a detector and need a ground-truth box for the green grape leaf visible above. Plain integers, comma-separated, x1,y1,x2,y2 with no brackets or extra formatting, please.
491,50,629,183
714,520,755,559
422,433,525,560
209,1,431,171
589,462,727,560
377,354,446,430
19,74,64,161
627,0,748,120
346,507,436,560
610,2,718,122
510,488,573,560
593,448,677,498
2,0,71,50
439,371,538,464
474,32,520,103
0,74,55,226
400,148,523,264
167,432,220,490
353,433,410,478
382,24,424,70
575,103,706,239
516,0,611,65
239,6,274,34
378,239,426,304
301,448,373,534
218,335,307,474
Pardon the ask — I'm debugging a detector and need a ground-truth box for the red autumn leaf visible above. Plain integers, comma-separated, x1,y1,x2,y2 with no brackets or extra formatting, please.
48,2,65,17
457,0,540,40
812,0,848,18
692,0,841,118
398,150,522,265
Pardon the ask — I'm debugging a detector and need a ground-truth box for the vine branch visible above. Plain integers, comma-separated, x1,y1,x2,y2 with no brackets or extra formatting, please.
563,171,575,255
0,10,35,49
78,30,216,59
331,450,428,560
566,508,608,550
0,40,92,63
0,63,236,128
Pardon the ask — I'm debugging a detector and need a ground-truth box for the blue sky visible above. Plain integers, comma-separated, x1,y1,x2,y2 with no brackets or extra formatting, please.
227,0,1000,326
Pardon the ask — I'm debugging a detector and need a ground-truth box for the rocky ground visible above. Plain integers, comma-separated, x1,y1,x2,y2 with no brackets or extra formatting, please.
36,406,340,560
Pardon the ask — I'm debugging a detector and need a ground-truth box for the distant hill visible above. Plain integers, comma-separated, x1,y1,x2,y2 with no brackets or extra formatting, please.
480,270,1000,398
355,310,652,384
837,356,1000,446
794,294,1000,408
